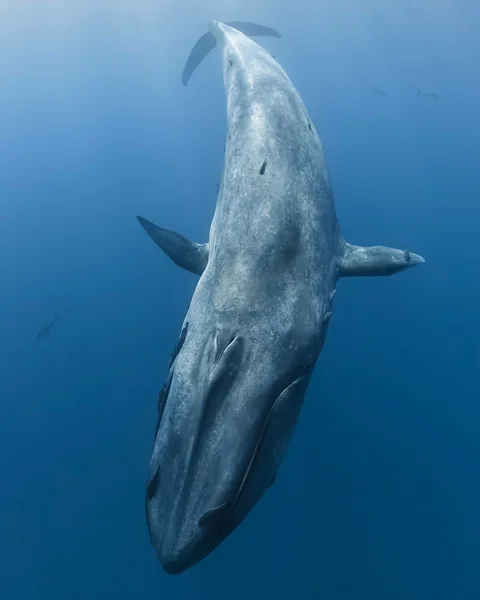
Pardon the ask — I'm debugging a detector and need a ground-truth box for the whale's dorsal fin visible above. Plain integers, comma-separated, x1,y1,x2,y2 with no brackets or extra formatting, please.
137,215,208,275
339,241,425,277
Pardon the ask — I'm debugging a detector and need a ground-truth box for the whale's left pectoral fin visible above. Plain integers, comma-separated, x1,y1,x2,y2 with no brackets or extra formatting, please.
136,215,209,275
338,241,425,278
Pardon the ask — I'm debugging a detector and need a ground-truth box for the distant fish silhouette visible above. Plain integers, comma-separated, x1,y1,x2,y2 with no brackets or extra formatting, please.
369,86,387,97
416,87,440,99
36,312,59,341
182,21,281,86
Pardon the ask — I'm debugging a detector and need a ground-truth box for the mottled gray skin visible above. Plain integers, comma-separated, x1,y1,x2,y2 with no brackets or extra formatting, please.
137,22,424,575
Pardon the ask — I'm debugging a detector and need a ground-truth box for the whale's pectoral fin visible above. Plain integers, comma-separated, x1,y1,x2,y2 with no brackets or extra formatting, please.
136,215,209,275
339,241,425,277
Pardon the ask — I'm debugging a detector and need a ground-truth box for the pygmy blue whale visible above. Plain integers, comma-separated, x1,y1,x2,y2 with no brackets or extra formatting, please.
137,21,425,574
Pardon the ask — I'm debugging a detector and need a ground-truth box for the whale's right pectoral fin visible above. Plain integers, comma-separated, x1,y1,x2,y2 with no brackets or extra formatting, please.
339,241,425,278
136,215,209,276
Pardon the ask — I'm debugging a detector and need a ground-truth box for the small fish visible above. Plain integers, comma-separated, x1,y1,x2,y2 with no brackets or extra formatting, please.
416,87,440,99
36,312,59,341
366,84,387,97
259,159,267,175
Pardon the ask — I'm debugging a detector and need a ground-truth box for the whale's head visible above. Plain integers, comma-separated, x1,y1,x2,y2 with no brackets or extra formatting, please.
145,321,314,574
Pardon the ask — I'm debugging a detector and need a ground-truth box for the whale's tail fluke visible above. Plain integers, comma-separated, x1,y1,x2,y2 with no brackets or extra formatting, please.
182,21,281,86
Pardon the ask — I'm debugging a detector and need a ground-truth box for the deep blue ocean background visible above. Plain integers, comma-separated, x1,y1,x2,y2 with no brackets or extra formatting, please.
1,1,479,598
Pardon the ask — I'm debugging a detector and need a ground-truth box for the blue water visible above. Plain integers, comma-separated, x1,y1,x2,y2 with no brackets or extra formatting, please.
1,1,479,598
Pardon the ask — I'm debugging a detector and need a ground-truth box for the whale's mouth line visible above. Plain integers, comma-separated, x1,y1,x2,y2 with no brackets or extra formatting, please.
195,375,306,530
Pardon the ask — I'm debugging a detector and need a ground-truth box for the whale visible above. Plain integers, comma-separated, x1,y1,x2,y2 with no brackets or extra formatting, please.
136,21,425,575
